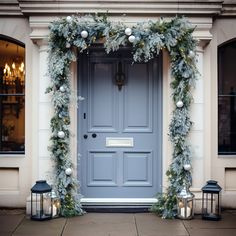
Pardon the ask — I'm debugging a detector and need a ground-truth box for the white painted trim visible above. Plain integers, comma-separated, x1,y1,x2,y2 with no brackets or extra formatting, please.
81,198,157,206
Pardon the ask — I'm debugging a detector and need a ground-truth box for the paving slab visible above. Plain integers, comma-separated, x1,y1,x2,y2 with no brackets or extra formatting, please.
183,212,236,229
187,228,236,236
12,217,67,236
135,213,188,236
0,214,25,236
0,209,25,236
1,210,236,236
63,213,137,236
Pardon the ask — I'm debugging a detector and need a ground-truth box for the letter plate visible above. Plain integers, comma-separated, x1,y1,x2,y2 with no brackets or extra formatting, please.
106,137,134,147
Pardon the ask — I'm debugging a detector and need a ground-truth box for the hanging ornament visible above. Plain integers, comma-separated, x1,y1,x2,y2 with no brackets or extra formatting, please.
81,30,88,38
128,35,136,43
183,163,191,171
188,50,195,59
59,86,66,93
65,168,72,175
176,100,184,108
57,131,65,139
66,42,71,48
66,16,72,22
125,28,132,36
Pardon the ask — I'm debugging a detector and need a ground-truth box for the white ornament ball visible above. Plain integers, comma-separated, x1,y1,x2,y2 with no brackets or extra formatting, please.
57,131,65,139
125,28,132,36
59,86,66,93
65,168,72,175
128,35,136,43
66,16,72,22
184,163,191,171
81,30,88,38
66,42,71,48
188,50,195,59
176,100,184,108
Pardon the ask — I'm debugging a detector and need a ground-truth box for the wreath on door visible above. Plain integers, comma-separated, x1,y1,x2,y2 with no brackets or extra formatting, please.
47,14,198,218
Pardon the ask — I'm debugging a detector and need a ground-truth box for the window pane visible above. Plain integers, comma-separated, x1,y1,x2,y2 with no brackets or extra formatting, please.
0,39,25,154
218,44,236,95
218,96,236,154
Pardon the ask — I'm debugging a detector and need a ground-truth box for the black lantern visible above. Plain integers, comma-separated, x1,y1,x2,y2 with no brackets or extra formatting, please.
201,180,222,221
31,180,52,221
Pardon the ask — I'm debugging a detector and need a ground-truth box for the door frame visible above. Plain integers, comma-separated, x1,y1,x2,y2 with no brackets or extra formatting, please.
77,46,163,207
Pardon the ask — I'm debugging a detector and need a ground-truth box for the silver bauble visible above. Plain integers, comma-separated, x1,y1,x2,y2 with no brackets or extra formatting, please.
188,50,195,59
125,28,132,36
65,168,72,175
59,86,66,92
66,16,72,22
184,163,191,171
81,30,88,38
176,100,184,108
128,35,136,43
66,42,71,48
57,131,65,139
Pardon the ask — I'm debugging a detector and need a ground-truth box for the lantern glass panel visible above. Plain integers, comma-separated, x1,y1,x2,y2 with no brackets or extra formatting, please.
202,192,221,220
31,192,52,220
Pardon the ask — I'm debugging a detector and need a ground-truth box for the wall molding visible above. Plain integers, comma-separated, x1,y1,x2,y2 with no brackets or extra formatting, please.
0,1,225,17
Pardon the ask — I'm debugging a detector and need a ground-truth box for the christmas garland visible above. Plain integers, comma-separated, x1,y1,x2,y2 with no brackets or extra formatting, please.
47,14,198,218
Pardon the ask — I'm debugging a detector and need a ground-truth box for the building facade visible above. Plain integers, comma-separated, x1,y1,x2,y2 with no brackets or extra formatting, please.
0,0,236,211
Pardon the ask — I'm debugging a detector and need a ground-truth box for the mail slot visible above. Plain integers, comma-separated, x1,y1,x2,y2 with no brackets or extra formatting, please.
106,137,134,147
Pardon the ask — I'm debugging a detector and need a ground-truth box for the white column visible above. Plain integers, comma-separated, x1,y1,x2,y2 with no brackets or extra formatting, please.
37,43,54,182
189,46,204,190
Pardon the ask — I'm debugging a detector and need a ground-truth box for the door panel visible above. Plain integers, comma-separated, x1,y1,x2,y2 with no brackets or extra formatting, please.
78,48,162,198
123,151,153,186
87,151,118,186
88,61,118,132
123,63,153,132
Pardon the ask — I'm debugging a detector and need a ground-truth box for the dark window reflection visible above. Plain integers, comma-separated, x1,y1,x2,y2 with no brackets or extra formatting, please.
218,40,236,154
0,39,25,154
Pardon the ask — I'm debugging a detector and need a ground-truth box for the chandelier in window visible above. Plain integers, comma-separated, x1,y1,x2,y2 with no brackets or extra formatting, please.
3,60,25,87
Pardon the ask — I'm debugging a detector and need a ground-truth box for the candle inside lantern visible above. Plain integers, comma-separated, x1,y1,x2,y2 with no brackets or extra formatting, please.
180,206,191,218
49,205,57,217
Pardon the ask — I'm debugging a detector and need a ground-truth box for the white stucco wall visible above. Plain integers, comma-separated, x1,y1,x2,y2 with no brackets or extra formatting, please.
0,17,35,206
209,19,236,208
1,13,236,210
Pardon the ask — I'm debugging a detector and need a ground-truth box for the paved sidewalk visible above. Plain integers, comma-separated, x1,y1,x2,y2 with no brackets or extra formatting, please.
1,209,236,236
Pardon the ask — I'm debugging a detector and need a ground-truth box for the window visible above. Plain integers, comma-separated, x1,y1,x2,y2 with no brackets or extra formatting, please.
218,39,236,155
0,37,25,154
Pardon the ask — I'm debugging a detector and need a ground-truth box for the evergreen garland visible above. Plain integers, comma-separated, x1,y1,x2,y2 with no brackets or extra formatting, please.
47,14,198,218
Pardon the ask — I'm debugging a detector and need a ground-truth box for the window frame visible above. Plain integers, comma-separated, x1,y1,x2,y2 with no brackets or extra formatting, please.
0,35,25,155
218,38,236,155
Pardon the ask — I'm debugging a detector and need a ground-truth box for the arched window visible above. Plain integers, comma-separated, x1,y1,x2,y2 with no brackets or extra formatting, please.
218,39,236,155
0,36,25,154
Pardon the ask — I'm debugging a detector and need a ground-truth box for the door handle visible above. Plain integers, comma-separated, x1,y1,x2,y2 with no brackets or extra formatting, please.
92,133,97,138
83,134,88,139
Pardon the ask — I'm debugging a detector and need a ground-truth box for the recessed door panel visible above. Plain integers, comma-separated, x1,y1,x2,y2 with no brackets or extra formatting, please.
123,63,153,132
87,151,118,186
88,61,118,132
123,151,153,186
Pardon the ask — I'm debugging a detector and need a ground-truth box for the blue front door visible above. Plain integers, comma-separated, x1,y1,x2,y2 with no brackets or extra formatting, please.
78,48,162,198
